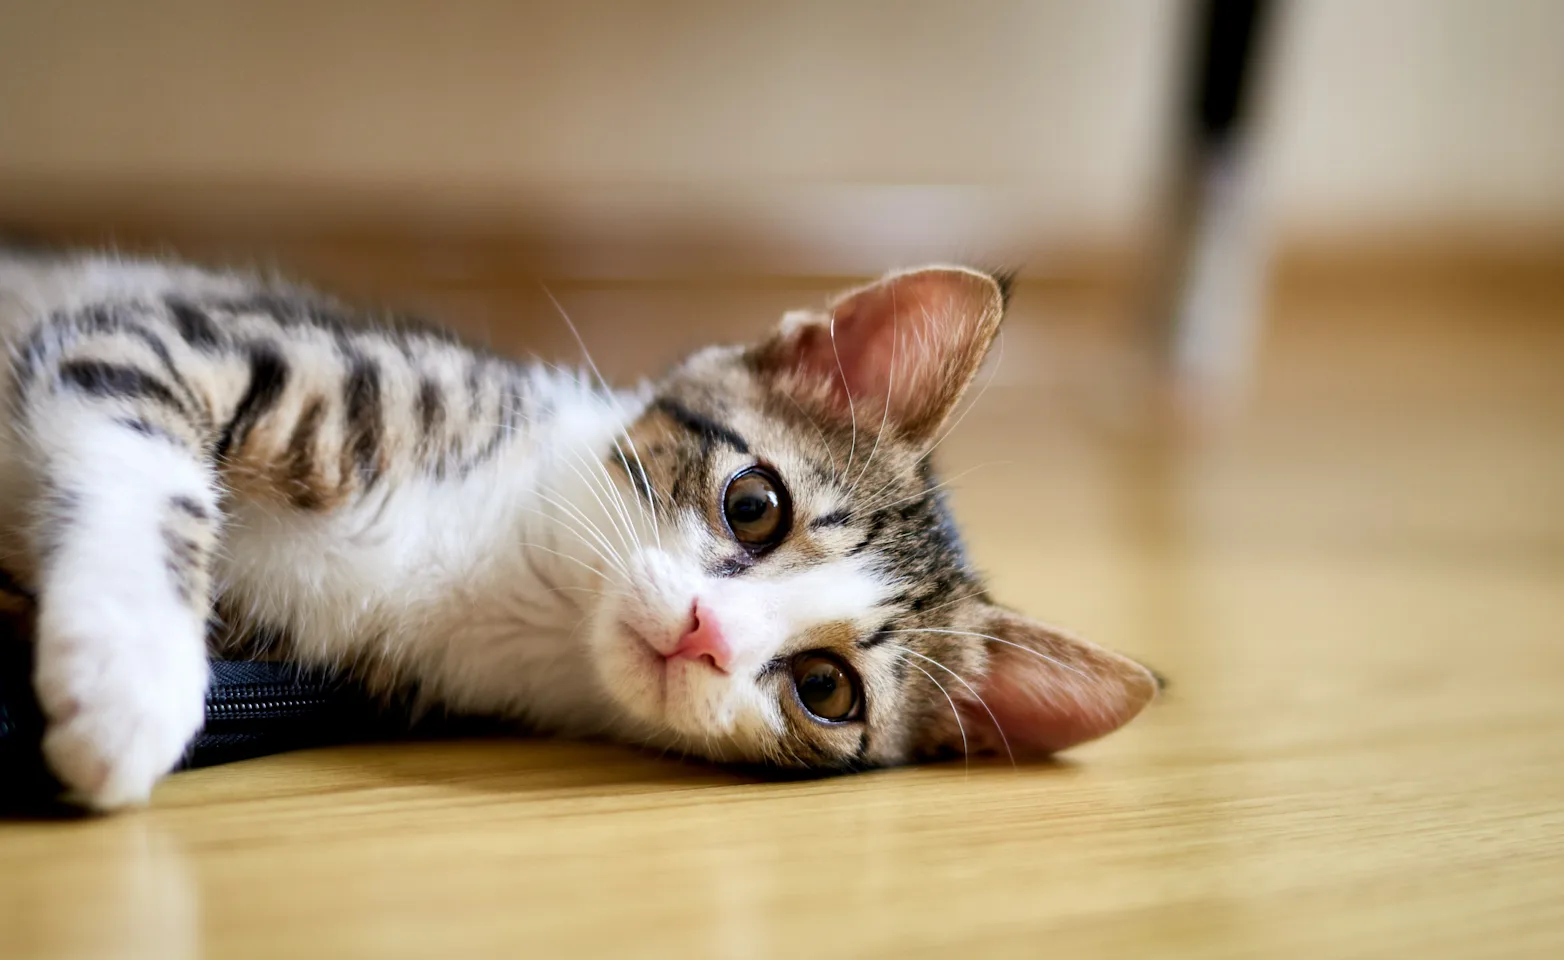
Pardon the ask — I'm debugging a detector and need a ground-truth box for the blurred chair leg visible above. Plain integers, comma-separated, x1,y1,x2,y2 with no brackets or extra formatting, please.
1142,0,1275,422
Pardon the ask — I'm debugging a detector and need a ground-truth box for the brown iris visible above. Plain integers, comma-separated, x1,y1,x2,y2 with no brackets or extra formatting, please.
722,467,790,549
791,652,862,722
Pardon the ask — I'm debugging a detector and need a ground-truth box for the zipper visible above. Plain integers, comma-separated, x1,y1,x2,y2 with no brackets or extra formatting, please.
204,684,334,723
205,696,331,722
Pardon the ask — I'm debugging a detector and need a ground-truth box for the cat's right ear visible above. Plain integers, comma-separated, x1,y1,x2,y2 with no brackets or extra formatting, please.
748,266,1007,448
947,605,1160,758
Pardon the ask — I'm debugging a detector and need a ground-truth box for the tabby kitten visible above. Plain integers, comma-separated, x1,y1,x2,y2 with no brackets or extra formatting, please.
0,251,1158,810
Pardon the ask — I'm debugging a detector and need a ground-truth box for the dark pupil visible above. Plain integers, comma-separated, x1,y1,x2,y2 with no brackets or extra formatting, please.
799,668,838,710
724,469,789,548
732,495,769,523
795,658,858,721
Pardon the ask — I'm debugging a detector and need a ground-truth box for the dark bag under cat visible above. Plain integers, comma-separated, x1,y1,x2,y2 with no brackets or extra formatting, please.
0,638,412,811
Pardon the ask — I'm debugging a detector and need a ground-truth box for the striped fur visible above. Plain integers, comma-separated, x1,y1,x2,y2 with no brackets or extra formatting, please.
0,251,1158,809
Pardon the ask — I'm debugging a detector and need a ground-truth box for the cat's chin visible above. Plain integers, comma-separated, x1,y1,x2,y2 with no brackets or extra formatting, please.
591,619,759,756
585,618,671,725
614,620,670,712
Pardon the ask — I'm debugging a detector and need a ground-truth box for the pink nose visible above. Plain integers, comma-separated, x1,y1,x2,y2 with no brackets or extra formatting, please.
667,602,731,673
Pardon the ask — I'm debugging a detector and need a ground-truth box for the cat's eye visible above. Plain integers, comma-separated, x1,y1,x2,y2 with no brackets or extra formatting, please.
722,467,791,550
790,652,862,723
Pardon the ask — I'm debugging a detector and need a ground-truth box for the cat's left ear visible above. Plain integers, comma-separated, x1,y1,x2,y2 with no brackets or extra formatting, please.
749,266,1007,448
945,605,1160,757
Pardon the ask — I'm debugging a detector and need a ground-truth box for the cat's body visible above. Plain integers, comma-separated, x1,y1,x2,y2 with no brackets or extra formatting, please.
0,249,1158,810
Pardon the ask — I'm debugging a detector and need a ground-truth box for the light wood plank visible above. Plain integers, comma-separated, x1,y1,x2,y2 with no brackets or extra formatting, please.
2,263,1561,959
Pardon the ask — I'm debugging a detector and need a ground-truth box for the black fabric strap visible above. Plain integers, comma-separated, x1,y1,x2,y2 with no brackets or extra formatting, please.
0,637,422,812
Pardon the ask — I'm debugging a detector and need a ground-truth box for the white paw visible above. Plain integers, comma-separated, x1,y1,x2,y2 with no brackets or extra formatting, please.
34,585,207,811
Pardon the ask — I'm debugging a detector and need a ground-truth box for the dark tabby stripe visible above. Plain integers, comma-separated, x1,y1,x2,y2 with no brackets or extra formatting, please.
609,448,658,503
437,371,526,480
416,378,444,445
165,298,223,351
343,356,384,486
160,523,204,605
498,371,527,434
284,397,329,509
169,495,210,521
216,344,289,459
118,320,208,422
114,416,180,445
651,397,750,455
112,316,178,369
707,555,753,578
809,508,852,529
856,626,894,648
59,359,186,414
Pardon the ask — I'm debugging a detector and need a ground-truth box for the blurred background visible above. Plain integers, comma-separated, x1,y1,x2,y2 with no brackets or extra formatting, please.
2,2,1559,335
4,5,1564,955
0,0,1560,683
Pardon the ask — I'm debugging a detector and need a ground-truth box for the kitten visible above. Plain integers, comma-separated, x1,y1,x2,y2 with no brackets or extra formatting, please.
0,250,1158,810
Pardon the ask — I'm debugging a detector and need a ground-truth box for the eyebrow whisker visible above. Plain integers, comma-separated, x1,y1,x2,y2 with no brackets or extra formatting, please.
889,651,969,778
885,643,1014,768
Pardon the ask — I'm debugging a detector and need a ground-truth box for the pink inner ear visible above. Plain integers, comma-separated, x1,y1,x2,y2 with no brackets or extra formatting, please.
969,666,1151,756
830,284,918,411
774,295,896,409
958,627,1159,757
767,269,1001,440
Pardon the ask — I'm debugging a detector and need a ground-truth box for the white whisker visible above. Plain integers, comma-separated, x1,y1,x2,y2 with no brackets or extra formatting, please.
856,460,1009,517
581,441,647,554
886,644,1014,767
891,653,968,776
907,589,988,617
883,627,1090,681
529,491,630,578
829,307,858,483
849,284,897,497
779,389,840,485
533,481,623,561
515,537,611,583
558,441,641,558
541,285,664,551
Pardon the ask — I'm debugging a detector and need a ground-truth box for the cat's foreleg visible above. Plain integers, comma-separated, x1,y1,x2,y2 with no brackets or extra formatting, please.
18,332,221,809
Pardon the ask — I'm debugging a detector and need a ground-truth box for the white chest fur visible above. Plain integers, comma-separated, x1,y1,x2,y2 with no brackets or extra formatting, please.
215,382,644,728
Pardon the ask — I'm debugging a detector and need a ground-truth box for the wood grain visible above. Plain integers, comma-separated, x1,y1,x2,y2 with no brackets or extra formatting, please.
2,261,1561,959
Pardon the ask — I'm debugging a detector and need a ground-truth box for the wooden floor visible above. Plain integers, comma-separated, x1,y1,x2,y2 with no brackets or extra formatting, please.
2,261,1562,959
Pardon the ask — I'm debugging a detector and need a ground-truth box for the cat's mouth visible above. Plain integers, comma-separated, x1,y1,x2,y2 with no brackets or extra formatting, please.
619,621,662,660
616,618,734,727
616,621,672,711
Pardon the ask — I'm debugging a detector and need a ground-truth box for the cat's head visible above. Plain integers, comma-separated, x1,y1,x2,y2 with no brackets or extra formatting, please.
582,266,1158,768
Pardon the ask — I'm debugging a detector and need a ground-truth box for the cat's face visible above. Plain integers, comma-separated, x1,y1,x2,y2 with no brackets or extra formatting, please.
582,267,1158,768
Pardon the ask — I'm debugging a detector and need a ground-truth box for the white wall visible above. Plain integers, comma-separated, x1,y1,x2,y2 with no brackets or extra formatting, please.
1,0,1560,240
1266,0,1564,232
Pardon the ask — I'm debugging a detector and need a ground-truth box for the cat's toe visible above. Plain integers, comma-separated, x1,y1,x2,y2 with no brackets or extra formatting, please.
41,694,203,810
34,607,208,811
